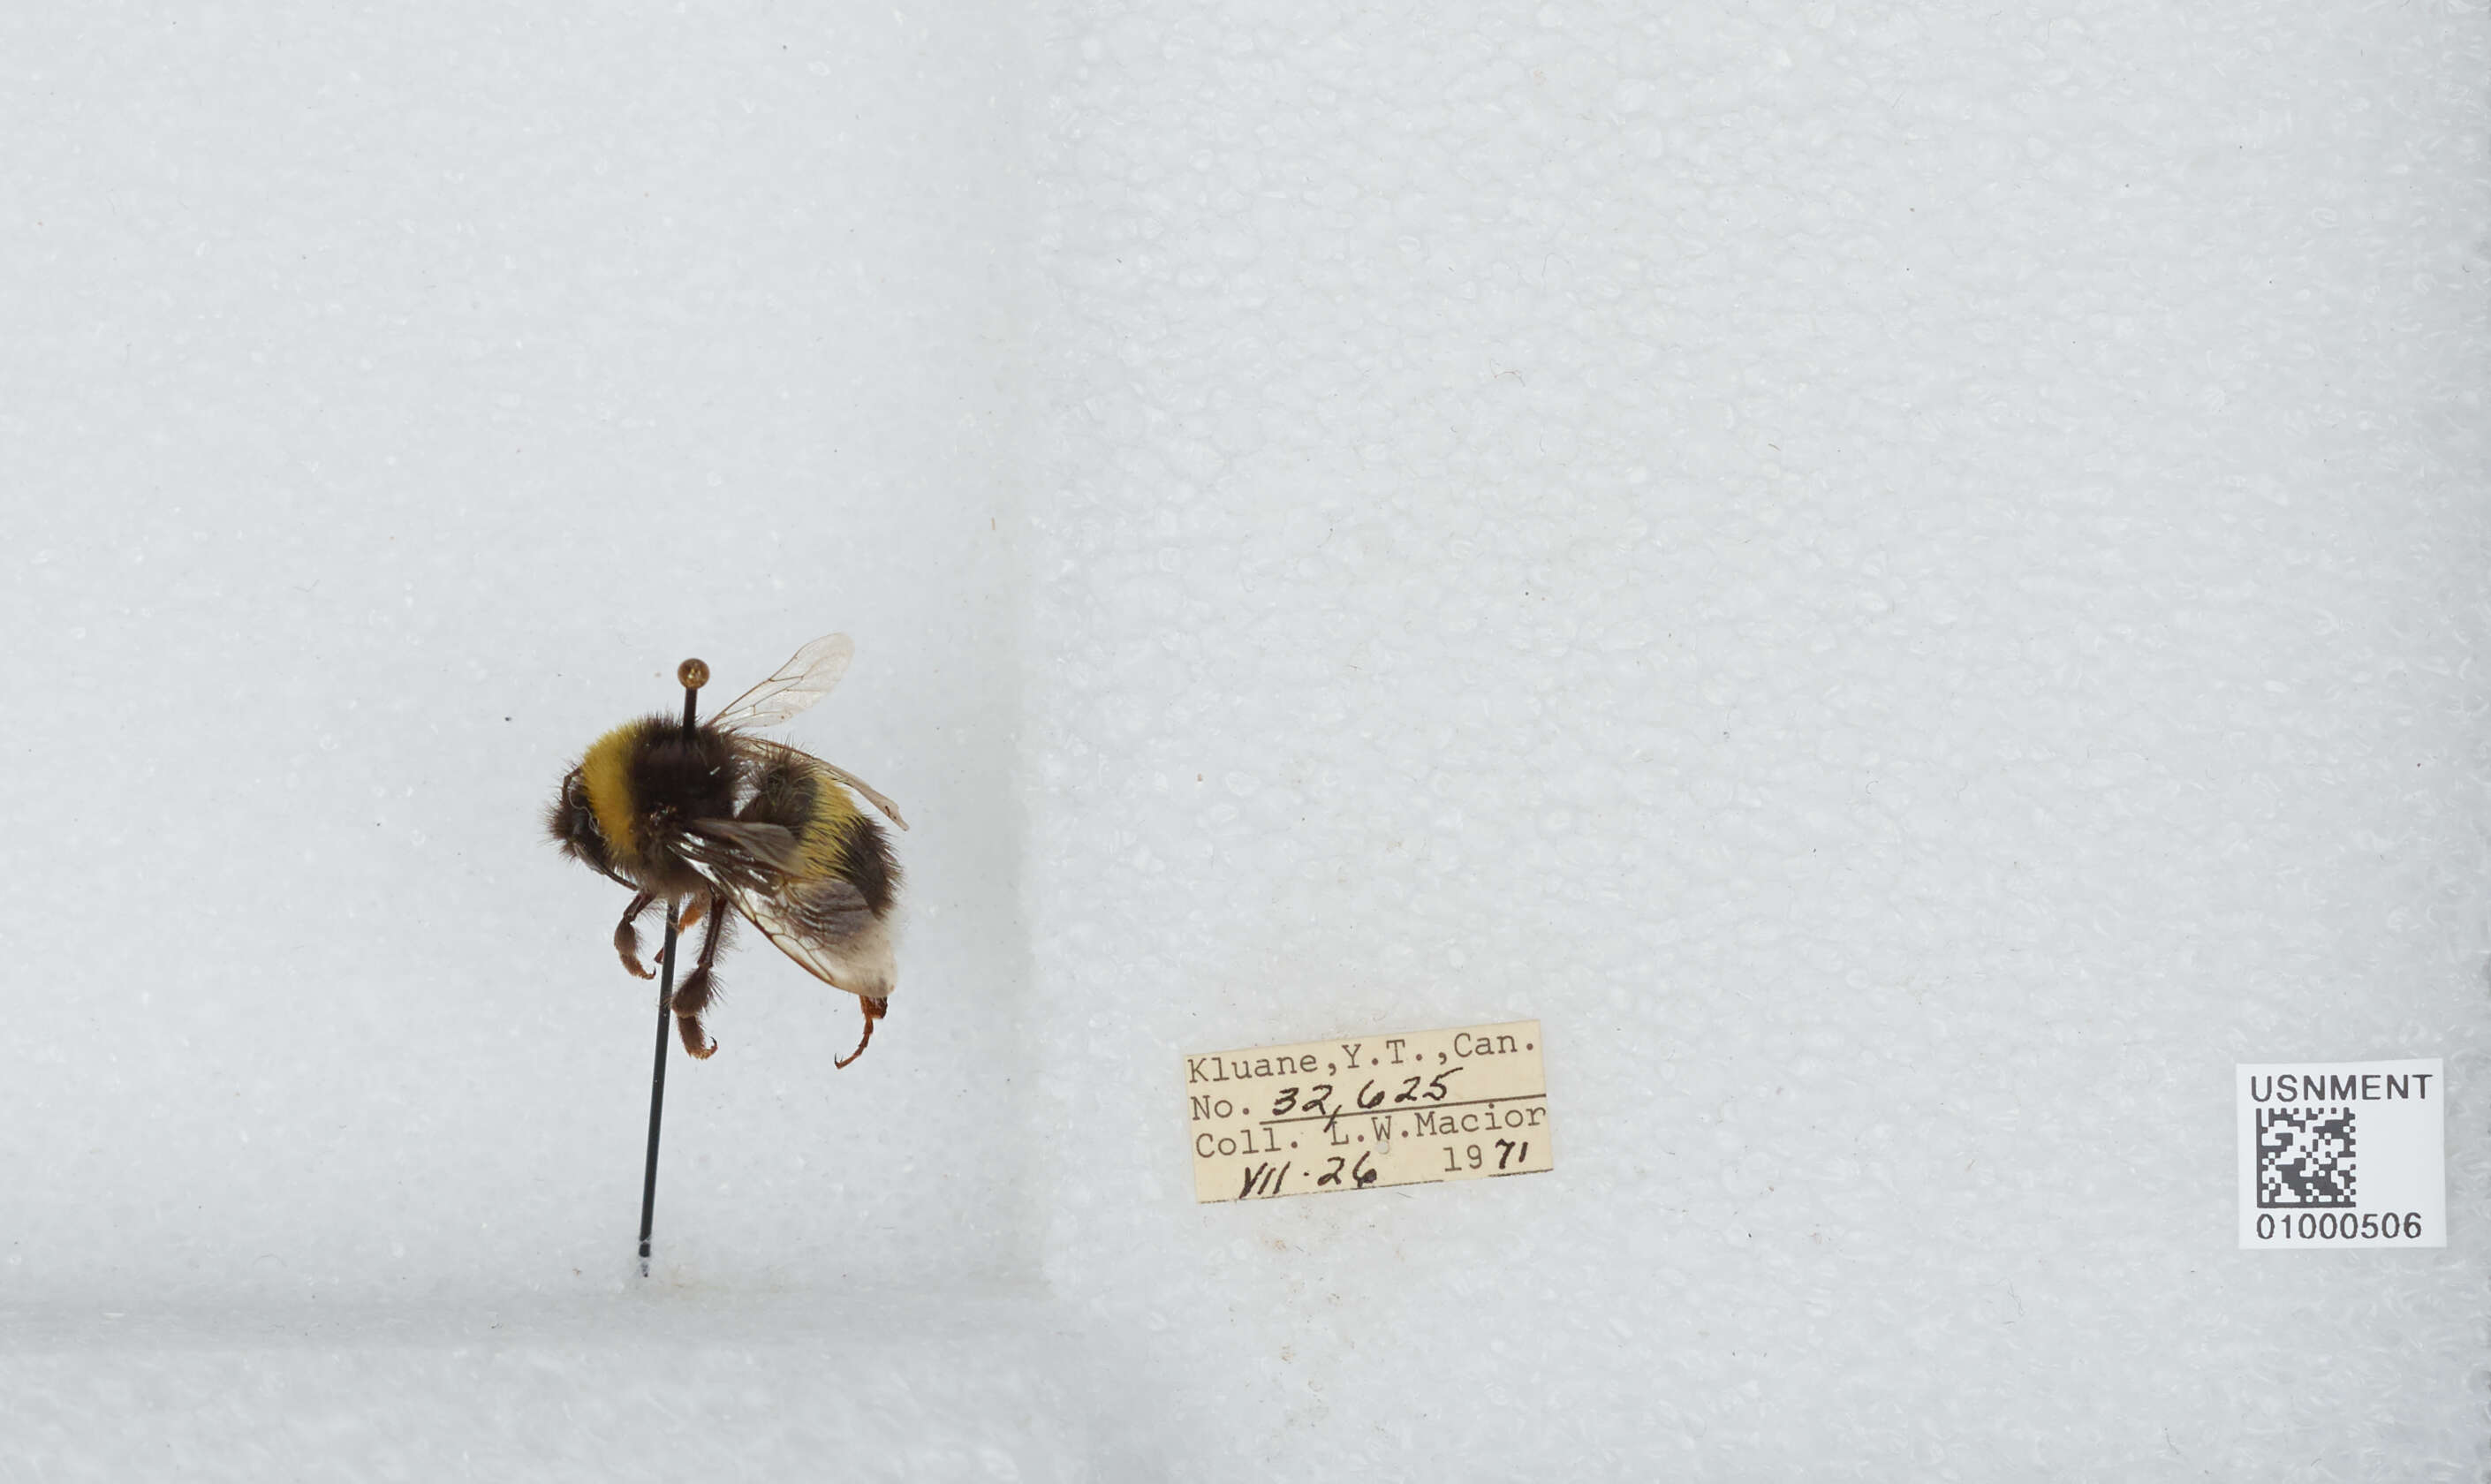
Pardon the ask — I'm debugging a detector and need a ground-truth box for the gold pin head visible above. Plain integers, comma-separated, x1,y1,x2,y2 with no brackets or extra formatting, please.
678,658,710,691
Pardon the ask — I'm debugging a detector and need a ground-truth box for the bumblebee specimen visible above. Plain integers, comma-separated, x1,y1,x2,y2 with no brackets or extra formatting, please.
546,635,907,1066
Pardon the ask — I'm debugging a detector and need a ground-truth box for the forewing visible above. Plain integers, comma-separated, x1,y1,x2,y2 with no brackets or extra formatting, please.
685,817,803,873
681,858,897,1001
709,633,855,731
738,736,908,830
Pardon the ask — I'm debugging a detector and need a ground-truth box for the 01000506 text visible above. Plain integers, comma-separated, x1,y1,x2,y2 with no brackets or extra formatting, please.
2254,1211,2425,1242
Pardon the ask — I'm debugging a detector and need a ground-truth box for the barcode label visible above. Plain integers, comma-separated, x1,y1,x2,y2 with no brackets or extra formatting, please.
2237,1060,2443,1248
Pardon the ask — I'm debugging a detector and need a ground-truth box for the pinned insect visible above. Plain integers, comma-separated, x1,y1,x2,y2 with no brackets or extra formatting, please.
547,635,907,1065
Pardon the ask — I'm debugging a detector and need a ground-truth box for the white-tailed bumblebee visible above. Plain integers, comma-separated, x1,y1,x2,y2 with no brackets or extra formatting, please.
547,635,907,1065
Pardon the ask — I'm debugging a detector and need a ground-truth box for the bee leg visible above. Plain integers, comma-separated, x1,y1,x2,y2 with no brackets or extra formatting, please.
612,891,658,980
651,895,707,967
669,895,730,1060
833,996,886,1070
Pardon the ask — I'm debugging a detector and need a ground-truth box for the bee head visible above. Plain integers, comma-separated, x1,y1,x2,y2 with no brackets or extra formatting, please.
546,763,620,877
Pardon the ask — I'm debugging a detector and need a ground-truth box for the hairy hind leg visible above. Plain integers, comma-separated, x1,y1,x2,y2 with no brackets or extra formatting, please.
612,891,657,979
650,896,708,967
834,996,886,1070
670,895,731,1059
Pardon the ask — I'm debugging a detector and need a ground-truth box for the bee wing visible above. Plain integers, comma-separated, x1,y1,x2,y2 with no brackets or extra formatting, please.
691,862,897,1002
745,878,895,1000
737,736,909,831
709,633,855,731
678,814,896,1001
685,818,803,873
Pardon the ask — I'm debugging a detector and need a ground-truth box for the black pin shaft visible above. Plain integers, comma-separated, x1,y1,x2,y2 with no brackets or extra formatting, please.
637,660,707,1277
636,905,678,1276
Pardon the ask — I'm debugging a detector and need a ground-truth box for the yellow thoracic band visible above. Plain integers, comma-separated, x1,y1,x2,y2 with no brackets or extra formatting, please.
579,719,647,862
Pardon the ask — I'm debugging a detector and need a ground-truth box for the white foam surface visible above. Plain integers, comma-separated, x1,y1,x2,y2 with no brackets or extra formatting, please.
6,0,2487,1477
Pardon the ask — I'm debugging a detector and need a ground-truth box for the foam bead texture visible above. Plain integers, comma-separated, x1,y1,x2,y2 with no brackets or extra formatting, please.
1026,0,2491,1476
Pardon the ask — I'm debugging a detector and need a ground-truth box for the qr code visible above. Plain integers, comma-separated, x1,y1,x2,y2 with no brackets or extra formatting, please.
2257,1107,2355,1208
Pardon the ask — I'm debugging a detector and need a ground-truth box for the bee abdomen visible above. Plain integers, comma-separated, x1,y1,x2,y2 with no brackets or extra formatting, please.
839,815,901,916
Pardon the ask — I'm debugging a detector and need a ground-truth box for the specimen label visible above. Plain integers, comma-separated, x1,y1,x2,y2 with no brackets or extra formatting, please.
1185,1020,1555,1203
